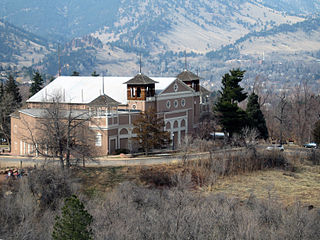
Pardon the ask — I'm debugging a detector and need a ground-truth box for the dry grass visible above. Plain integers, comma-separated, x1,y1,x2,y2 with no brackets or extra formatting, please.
211,165,320,207
72,166,141,195
70,160,320,208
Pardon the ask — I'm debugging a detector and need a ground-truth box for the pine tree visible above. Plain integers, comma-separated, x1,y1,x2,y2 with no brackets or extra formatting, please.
71,71,80,76
215,69,248,137
91,71,99,77
313,120,320,145
4,74,22,106
1,75,22,148
29,72,44,97
246,92,269,140
0,82,4,143
0,81,4,101
132,108,171,155
52,195,93,240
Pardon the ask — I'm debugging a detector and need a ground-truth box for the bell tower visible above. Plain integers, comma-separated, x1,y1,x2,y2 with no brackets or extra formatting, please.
124,73,158,111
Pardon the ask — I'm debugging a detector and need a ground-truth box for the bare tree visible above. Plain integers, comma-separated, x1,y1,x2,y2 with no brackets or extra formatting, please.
132,108,171,155
22,95,96,168
252,75,271,108
289,80,320,145
274,93,288,144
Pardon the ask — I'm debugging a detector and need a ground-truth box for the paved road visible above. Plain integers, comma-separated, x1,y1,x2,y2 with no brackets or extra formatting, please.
0,152,212,167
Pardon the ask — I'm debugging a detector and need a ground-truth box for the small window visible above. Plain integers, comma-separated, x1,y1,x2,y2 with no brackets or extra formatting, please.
181,99,186,107
166,100,171,109
137,87,141,98
174,100,178,108
174,83,178,92
95,133,102,147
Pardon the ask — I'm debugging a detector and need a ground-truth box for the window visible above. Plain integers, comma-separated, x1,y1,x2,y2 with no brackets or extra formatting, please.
166,100,171,109
137,87,141,98
174,83,178,92
95,133,102,146
181,99,186,107
174,100,178,108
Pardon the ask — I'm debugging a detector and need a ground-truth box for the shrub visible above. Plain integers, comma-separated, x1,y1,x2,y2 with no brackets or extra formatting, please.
115,148,130,155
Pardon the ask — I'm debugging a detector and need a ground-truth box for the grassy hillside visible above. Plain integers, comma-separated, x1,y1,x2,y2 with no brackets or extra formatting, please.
0,20,53,68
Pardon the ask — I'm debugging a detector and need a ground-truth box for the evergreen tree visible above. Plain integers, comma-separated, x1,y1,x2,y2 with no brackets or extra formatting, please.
246,92,269,140
313,120,320,145
91,71,99,77
52,195,93,240
0,82,4,142
49,76,56,82
0,81,4,101
132,108,171,155
4,74,22,106
71,71,80,76
0,75,22,148
29,72,44,97
215,69,248,137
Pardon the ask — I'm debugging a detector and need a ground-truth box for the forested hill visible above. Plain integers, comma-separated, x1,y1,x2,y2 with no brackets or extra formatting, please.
0,20,53,67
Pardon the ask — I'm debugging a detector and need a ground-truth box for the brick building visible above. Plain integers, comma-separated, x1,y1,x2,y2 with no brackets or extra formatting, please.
11,70,207,156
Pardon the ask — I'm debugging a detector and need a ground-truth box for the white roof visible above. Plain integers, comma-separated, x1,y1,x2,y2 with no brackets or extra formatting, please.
28,76,176,104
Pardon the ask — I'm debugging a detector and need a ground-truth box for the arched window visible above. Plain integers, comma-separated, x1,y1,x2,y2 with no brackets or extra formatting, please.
120,128,128,135
174,121,178,128
166,122,171,131
181,119,186,127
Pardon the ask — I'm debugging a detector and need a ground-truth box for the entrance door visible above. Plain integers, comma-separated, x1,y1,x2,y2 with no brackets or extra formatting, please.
109,139,116,155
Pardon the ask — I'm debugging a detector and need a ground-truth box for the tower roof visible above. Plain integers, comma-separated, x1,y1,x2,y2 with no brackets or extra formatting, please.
88,94,120,107
124,73,158,85
176,70,200,82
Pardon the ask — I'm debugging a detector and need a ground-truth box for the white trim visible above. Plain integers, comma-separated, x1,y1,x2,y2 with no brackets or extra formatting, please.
162,108,191,115
157,91,199,101
95,132,102,147
159,79,195,95
20,141,23,155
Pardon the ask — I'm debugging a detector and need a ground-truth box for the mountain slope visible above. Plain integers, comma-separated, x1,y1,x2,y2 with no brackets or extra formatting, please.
0,20,53,68
0,0,121,41
206,17,320,60
96,0,304,54
0,0,311,43
258,0,320,15
38,0,307,76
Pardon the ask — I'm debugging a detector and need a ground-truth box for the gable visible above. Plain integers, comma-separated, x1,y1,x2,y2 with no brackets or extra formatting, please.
159,79,194,95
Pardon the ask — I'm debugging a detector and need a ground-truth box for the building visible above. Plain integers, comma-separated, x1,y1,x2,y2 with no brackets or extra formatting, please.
11,70,206,156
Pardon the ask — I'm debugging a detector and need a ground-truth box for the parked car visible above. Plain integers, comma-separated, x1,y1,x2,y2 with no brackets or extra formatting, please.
266,145,284,151
303,143,317,148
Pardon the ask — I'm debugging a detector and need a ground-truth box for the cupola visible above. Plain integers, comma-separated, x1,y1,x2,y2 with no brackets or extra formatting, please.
124,73,158,101
176,70,200,92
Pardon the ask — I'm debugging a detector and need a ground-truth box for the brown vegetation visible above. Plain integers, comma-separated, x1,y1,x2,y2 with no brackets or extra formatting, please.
0,147,319,239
